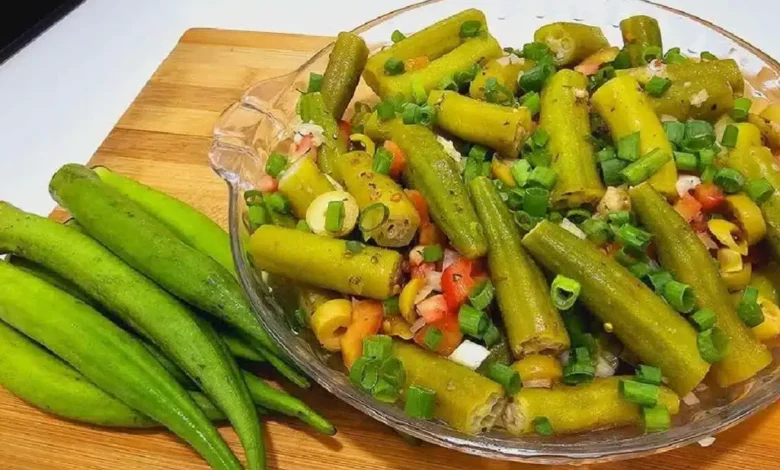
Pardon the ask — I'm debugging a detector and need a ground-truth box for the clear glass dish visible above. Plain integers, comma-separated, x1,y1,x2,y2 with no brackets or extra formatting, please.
210,0,780,464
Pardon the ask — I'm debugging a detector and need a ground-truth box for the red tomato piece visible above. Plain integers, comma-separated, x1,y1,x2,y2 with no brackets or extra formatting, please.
338,120,351,142
693,183,725,212
413,314,463,356
674,193,703,223
441,257,475,311
257,174,278,193
340,300,383,368
416,294,448,323
295,134,314,155
404,189,430,226
384,140,406,179
411,262,435,279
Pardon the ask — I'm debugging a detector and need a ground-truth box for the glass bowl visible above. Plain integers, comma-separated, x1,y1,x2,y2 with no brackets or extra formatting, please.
210,0,780,464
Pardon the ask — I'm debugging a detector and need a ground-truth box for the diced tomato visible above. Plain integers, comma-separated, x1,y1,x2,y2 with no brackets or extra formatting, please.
416,294,448,323
384,140,406,179
413,314,463,356
418,223,447,246
257,174,278,193
441,257,475,311
411,262,435,279
404,56,430,72
693,183,725,212
674,193,703,223
295,134,314,155
405,189,430,226
338,120,351,142
340,300,383,368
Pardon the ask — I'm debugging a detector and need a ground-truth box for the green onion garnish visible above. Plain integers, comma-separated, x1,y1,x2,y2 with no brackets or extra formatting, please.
713,167,745,194
523,187,550,217
697,326,730,363
468,144,490,162
401,103,418,124
382,296,400,316
518,63,556,93
349,356,380,392
291,307,308,330
459,20,482,38
662,280,695,314
481,322,501,347
511,160,532,187
551,275,581,310
608,210,631,227
673,151,698,172
453,63,479,86
520,92,541,116
265,152,288,178
642,45,662,64
521,42,551,61
422,244,444,263
422,326,443,351
645,76,672,97
264,193,291,214
373,147,393,175
642,405,671,432
700,165,717,184
468,280,495,311
746,178,774,204
620,148,672,185
700,51,718,61
391,30,406,43
617,132,641,162
565,209,591,224
682,120,715,151
514,210,541,233
531,128,550,148
601,158,627,186
506,188,525,210
404,385,436,419
612,49,631,69
581,218,612,245
415,104,436,126
526,148,552,167
533,417,554,436
458,304,488,338
247,204,269,230
616,224,653,254
362,335,393,361
463,159,490,182
629,262,652,282
376,101,396,121
596,146,617,162
663,47,688,65
372,378,400,403
663,121,686,147
690,308,717,331
648,270,674,293
527,166,558,190
698,147,716,169
345,240,364,253
411,78,427,104
737,286,765,327
307,73,323,93
721,124,739,148
325,200,345,232
548,211,564,224
438,76,459,91
635,364,663,385
244,189,264,206
379,357,406,388
562,358,595,385
619,379,660,407
732,97,752,122
384,58,404,76
296,220,311,232
358,203,389,232
486,363,522,394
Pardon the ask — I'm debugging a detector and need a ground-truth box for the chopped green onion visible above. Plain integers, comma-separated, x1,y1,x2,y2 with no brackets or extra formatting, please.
391,30,406,43
459,20,482,38
349,356,380,392
713,167,745,194
601,158,627,186
486,363,522,394
645,76,672,97
619,379,659,406
513,210,541,233
635,364,663,385
404,385,436,419
642,45,662,64
296,220,311,232
376,100,396,121
617,132,641,162
581,218,612,245
422,244,444,263
325,200,345,232
244,189,264,206
663,121,686,147
506,188,525,210
518,63,555,93
372,378,400,403
628,262,652,281
415,104,436,126
264,193,291,214
359,203,389,232
663,47,688,65
700,165,717,184
400,102,418,124
682,120,715,151
732,97,752,122
612,49,631,69
265,152,288,178
746,178,774,204
481,323,501,347
616,224,653,254
382,296,400,316
615,247,641,267
453,63,479,86
521,42,551,61
697,326,730,363
737,286,765,327
291,306,308,330
690,308,717,331
562,357,595,385
522,187,550,217
384,58,404,76
511,159,532,187
531,128,550,148
363,335,393,361
423,326,443,350
411,78,427,104
698,147,716,169
642,405,671,432
527,166,558,190
520,92,541,116
484,77,515,105
721,124,739,148
307,73,323,93
596,146,617,162
458,304,488,338
373,147,393,175
346,240,364,253
551,275,581,310
547,211,564,224
700,51,718,61
438,76,459,91
673,151,698,172
662,280,695,314
469,144,490,162
463,159,490,182
565,209,591,224
247,204,269,230
620,148,672,185
648,270,674,293
608,211,631,227
379,357,406,388
526,148,552,167
588,65,616,92
533,417,554,436
468,280,495,310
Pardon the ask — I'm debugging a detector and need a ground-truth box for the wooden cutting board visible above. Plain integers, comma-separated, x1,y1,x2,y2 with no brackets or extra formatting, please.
1,28,778,470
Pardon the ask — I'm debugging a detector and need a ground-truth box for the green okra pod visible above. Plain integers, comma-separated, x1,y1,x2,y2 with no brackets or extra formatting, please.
277,156,335,219
298,92,348,179
619,15,663,67
320,32,369,120
533,22,610,67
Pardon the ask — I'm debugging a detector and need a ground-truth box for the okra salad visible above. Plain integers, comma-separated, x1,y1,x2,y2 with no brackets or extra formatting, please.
247,9,780,437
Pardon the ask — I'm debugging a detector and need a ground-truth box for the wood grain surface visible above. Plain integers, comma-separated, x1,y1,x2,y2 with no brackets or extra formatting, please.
1,28,778,470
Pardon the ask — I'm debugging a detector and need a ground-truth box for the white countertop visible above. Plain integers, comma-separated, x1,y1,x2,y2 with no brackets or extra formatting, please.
1,0,778,215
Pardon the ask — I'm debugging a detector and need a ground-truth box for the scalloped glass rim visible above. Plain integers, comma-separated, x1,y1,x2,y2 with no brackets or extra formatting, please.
211,0,780,464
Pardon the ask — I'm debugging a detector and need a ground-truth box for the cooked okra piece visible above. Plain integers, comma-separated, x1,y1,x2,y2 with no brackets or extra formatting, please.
502,376,679,435
298,92,348,179
592,75,677,198
335,150,420,247
249,225,403,299
533,22,610,67
727,145,780,190
393,341,506,434
521,220,710,396
469,56,531,101
320,32,369,119
619,15,663,67
428,90,532,158
469,177,570,357
748,103,780,151
540,69,605,208
277,156,336,218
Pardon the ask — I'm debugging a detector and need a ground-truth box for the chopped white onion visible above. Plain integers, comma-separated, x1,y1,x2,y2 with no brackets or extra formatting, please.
410,317,427,334
682,392,700,406
409,245,425,266
697,231,719,250
697,436,716,447
646,59,668,77
660,114,679,122
559,350,571,364
442,249,459,270
426,270,443,292
573,88,588,99
676,175,702,197
595,351,618,378
560,218,587,239
648,258,661,270
524,379,552,389
294,122,326,146
448,340,491,370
